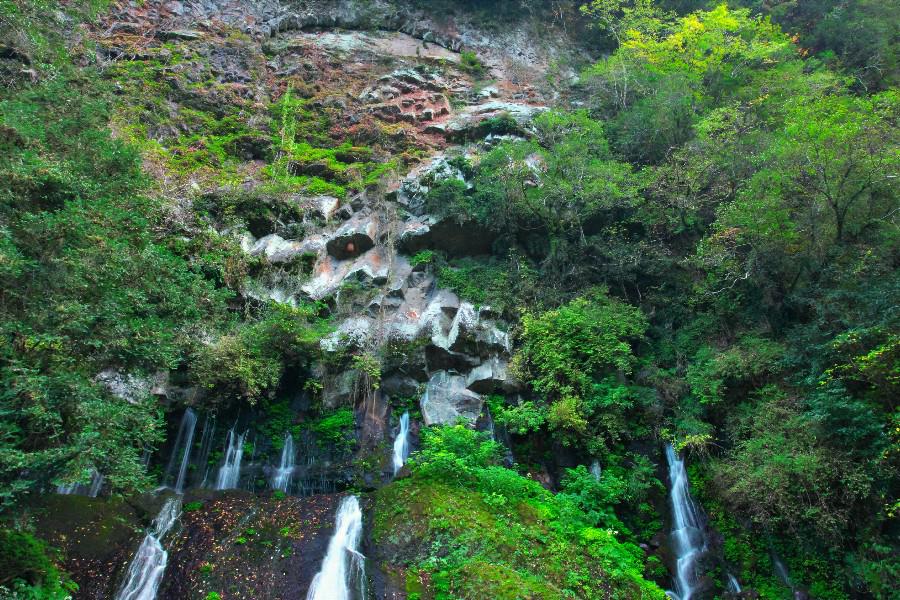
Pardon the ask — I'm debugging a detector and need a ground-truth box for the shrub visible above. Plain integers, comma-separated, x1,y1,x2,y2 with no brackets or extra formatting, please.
459,50,486,76
0,530,72,600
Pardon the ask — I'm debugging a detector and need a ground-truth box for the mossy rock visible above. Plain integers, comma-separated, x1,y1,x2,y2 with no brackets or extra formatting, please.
31,495,146,600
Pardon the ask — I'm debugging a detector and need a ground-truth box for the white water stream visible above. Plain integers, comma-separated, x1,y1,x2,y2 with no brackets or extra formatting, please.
665,444,707,600
271,433,295,492
164,408,197,493
115,497,181,600
391,412,410,476
214,427,246,490
306,495,366,600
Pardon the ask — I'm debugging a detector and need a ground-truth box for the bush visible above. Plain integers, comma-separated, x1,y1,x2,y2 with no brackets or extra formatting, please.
459,50,486,76
374,424,665,599
0,530,72,600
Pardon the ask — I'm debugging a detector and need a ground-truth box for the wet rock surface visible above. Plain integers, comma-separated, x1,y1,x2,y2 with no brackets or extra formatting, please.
31,495,147,600
159,491,344,600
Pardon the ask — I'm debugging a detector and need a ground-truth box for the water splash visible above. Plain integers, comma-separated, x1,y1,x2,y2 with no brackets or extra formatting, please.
164,409,197,493
391,412,410,476
115,496,181,600
214,428,246,490
271,433,295,492
306,495,366,600
665,444,707,600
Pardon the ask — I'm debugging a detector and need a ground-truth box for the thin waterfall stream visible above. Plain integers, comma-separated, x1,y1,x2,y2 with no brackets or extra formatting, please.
306,495,366,600
665,444,708,600
391,412,410,476
271,432,295,492
115,496,181,600
215,427,246,490
164,408,197,493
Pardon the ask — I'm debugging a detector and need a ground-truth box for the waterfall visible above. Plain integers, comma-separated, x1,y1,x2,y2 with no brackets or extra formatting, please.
665,444,707,600
391,412,410,476
57,468,103,497
726,573,742,594
214,428,246,490
306,495,366,600
115,496,181,600
195,414,216,488
271,433,295,492
590,460,602,482
164,409,197,493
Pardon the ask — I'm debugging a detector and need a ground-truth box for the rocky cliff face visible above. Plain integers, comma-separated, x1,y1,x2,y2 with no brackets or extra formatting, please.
91,0,590,441
41,1,597,597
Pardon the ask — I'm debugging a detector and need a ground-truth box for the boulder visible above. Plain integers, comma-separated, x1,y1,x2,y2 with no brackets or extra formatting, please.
306,195,341,221
425,345,480,372
249,234,305,264
380,375,421,398
344,247,392,286
322,369,360,409
465,358,511,394
95,369,154,404
325,215,377,260
420,371,483,425
441,101,548,141
320,317,374,353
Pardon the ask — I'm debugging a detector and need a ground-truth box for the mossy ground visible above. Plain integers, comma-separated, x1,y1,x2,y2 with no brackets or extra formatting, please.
30,495,145,600
160,491,342,600
372,478,663,600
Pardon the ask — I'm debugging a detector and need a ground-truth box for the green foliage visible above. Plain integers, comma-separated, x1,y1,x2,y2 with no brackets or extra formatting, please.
268,88,394,195
409,250,436,267
0,72,228,504
182,501,204,513
712,386,875,542
0,530,73,600
435,256,531,312
192,302,330,405
458,50,486,76
309,408,355,452
559,458,662,541
428,110,647,298
375,425,665,599
686,334,784,405
516,288,646,399
510,288,648,447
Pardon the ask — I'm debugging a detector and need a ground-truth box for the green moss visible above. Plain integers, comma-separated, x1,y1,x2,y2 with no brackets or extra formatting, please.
373,426,665,600
309,408,355,451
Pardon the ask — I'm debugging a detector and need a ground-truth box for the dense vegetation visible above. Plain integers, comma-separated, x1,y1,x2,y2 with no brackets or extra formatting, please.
374,425,665,599
425,2,898,597
0,0,897,598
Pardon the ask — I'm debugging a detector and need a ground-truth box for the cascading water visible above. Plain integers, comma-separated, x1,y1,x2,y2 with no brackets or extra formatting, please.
115,496,181,600
665,444,708,600
726,573,742,594
271,433,295,492
164,409,197,493
57,468,104,497
391,412,410,476
590,460,603,482
195,414,217,488
306,495,366,600
773,553,801,598
214,428,246,490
